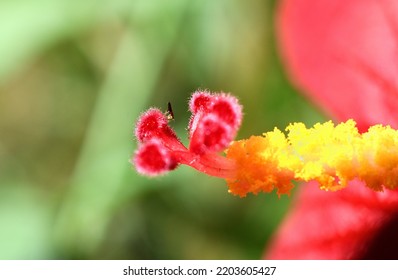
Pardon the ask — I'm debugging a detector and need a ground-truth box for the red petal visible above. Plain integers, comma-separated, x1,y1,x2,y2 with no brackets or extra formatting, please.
266,181,398,259
271,0,398,259
278,0,398,132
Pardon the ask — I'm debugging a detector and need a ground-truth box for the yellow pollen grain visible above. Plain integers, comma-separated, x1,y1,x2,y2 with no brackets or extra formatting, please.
225,119,398,197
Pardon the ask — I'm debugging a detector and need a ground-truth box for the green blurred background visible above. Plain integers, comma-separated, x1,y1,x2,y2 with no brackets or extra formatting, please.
0,0,323,259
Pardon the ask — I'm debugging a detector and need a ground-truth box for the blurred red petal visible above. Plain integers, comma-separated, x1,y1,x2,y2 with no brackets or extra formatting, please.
271,0,398,259
266,181,398,259
278,0,398,132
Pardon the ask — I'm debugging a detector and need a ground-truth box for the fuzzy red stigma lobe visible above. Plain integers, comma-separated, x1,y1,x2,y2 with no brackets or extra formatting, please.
189,113,233,154
211,94,242,130
189,90,213,114
133,139,178,176
135,108,176,142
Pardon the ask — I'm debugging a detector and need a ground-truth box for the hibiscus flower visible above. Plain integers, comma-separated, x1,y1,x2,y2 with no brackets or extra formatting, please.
131,0,398,259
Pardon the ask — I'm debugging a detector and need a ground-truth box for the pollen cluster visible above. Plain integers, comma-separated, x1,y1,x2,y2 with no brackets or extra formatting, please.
226,120,398,197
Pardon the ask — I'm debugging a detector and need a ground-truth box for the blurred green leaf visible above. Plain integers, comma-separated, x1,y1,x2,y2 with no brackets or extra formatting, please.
0,183,53,259
0,0,131,83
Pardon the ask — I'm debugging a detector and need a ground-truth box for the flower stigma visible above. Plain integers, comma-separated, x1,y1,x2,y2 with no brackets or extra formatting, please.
132,90,241,179
132,91,398,197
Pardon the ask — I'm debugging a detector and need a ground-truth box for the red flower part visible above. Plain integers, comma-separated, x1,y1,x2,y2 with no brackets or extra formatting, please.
268,0,398,259
132,90,242,179
211,94,242,130
188,91,242,134
189,113,233,154
135,108,185,151
188,91,215,135
266,181,398,259
135,108,170,142
189,92,242,154
277,0,398,132
188,90,213,114
133,138,178,176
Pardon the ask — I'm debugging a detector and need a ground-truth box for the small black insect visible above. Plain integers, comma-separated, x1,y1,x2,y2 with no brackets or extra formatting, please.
165,101,174,120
